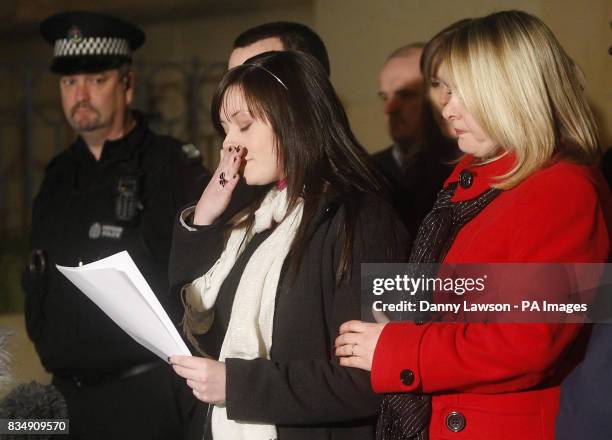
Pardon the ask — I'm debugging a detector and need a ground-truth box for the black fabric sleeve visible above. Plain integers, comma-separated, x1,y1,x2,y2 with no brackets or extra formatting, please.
173,153,211,209
168,181,267,292
138,147,209,326
225,357,380,425
168,208,225,296
224,195,410,425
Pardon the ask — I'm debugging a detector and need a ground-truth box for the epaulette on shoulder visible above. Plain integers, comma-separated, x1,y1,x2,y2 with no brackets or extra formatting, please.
149,133,200,163
180,143,202,162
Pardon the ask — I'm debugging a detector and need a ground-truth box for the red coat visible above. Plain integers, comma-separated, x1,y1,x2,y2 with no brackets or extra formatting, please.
371,154,612,440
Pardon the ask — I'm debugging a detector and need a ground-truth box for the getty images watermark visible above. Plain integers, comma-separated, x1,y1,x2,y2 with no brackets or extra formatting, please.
361,263,612,323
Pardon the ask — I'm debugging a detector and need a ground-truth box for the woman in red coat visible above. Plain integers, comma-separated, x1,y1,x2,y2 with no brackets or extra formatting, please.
335,10,612,440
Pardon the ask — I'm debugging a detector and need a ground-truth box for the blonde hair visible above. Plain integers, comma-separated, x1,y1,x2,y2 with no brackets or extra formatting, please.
421,19,470,90
441,10,600,189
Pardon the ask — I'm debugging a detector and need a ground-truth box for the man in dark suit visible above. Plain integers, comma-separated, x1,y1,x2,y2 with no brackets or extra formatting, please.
556,323,612,439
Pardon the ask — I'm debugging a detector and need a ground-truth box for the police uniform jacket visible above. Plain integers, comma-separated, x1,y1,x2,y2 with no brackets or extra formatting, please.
23,111,208,373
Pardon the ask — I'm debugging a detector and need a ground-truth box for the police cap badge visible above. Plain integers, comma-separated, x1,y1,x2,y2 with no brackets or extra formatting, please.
40,11,145,75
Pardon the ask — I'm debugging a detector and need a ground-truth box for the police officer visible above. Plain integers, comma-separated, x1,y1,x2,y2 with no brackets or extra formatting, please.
23,11,209,439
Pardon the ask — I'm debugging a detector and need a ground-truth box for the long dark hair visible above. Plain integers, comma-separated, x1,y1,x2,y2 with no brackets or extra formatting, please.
211,50,386,282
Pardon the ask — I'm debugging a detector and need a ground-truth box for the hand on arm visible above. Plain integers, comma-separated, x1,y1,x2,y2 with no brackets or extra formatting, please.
335,320,387,371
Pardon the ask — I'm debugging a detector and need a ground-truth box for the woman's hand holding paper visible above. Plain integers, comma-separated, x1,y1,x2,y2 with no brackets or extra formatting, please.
170,355,227,404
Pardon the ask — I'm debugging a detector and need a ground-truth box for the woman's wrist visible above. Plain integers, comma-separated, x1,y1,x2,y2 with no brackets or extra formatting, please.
193,203,218,226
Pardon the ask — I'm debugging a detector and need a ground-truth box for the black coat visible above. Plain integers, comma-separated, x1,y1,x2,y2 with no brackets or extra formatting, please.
170,191,409,440
372,140,456,238
24,112,209,370
556,324,612,440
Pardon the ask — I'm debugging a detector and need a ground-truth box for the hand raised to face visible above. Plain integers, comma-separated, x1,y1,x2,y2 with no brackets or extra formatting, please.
193,145,246,226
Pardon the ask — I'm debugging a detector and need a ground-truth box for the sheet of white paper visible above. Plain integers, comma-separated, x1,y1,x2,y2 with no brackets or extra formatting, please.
57,251,191,361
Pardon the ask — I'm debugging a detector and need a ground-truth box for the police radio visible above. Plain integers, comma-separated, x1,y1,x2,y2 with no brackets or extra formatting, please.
115,175,143,225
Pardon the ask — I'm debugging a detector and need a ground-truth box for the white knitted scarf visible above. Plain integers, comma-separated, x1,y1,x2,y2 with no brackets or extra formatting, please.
186,187,303,440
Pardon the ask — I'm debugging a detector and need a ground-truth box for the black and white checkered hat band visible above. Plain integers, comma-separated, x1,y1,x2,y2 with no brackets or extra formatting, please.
54,37,130,57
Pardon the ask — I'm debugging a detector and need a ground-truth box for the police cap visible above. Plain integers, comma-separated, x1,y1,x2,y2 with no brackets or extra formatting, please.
40,11,145,75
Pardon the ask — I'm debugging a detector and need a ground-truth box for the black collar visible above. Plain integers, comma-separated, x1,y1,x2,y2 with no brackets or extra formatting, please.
72,110,148,167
